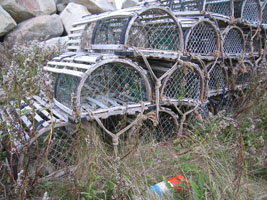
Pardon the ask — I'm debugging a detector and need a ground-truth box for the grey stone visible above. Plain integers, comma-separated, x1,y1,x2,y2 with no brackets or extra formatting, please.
0,0,33,23
57,3,67,13
0,6,17,37
122,0,138,8
71,0,114,14
40,36,68,50
5,14,63,46
60,3,90,34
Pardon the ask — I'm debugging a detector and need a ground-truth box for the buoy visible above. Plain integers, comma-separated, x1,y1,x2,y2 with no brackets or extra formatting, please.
150,174,186,195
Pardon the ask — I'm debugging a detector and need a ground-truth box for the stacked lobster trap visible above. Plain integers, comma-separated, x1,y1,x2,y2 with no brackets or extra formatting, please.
1,0,266,180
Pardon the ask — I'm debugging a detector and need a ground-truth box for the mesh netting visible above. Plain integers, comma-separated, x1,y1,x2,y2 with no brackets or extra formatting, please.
80,63,149,111
262,4,267,26
92,17,130,45
234,61,253,86
241,0,260,24
245,32,261,54
162,65,201,100
55,74,80,108
128,8,182,51
158,0,203,12
207,63,227,92
205,0,231,16
28,126,78,177
186,21,218,55
223,27,244,55
81,22,97,50
138,110,178,142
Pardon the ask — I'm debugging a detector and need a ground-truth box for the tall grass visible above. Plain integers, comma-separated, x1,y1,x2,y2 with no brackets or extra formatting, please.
0,42,266,200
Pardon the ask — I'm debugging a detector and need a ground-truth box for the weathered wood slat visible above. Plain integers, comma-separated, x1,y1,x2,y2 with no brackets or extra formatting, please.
48,61,91,70
43,66,84,77
33,96,68,121
91,44,124,50
73,12,132,26
70,25,87,32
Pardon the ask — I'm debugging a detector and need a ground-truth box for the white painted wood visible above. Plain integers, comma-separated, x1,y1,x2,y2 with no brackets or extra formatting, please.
43,66,84,77
48,61,91,70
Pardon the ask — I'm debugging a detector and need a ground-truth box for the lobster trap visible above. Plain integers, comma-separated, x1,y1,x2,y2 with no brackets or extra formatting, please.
69,6,184,59
44,53,152,121
234,0,262,25
222,26,245,56
182,19,221,58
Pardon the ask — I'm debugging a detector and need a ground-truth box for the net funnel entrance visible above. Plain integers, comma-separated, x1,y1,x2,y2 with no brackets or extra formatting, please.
161,63,203,104
185,20,220,57
234,0,261,25
222,26,245,56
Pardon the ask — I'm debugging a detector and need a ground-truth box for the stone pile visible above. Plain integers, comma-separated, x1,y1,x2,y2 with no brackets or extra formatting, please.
0,0,139,46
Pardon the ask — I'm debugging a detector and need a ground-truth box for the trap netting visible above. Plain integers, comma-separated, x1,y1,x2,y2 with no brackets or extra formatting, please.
161,63,203,103
204,0,232,16
158,0,232,16
245,30,261,55
234,0,261,24
79,61,150,112
222,26,245,56
127,8,183,52
206,62,228,97
234,60,254,88
138,108,179,142
262,3,267,27
92,17,130,46
27,124,78,179
185,20,220,56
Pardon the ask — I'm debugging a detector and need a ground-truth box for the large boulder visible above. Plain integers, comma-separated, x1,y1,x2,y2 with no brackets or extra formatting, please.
0,0,56,23
40,36,68,50
60,3,90,34
71,0,114,14
0,6,16,37
28,0,57,16
122,0,138,9
0,0,33,23
5,14,63,46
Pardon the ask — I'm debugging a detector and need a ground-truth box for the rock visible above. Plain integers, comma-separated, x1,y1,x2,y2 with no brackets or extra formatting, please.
60,3,90,34
26,0,57,16
122,0,138,8
0,0,56,22
0,6,16,37
0,0,34,23
71,0,114,14
57,3,67,13
40,36,68,50
5,14,63,46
